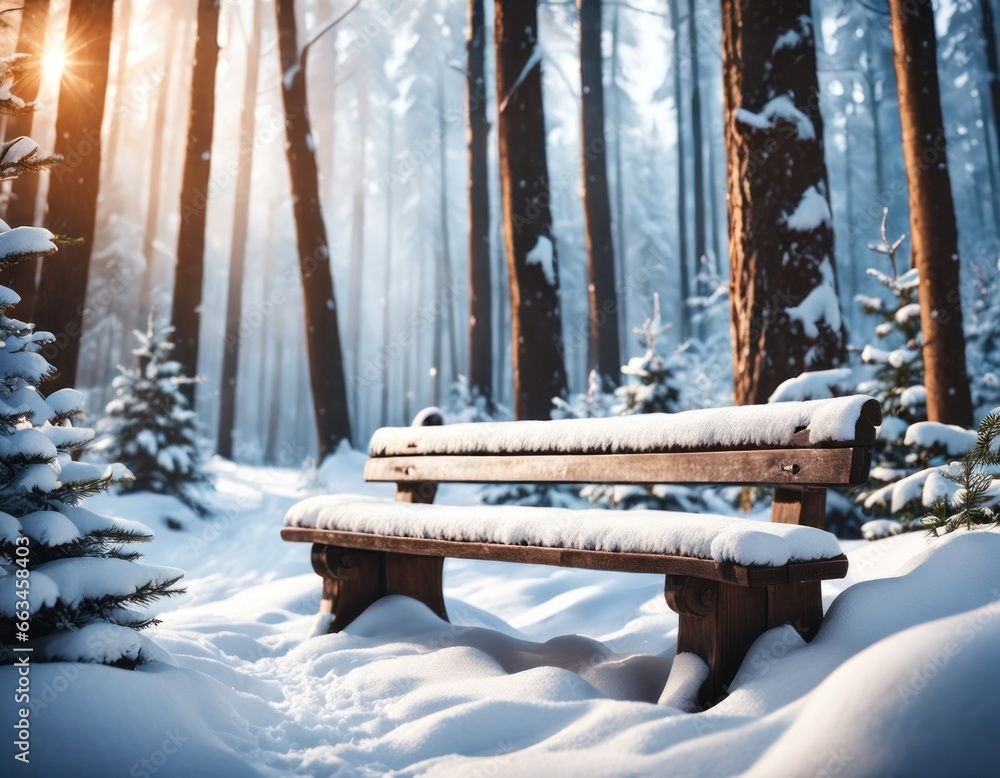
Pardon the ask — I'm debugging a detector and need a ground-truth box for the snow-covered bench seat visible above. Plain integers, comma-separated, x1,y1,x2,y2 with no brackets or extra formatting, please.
282,396,881,706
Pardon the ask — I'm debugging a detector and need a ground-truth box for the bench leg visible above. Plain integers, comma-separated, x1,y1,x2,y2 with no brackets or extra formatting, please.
665,576,768,707
768,580,823,641
665,576,827,707
311,544,448,632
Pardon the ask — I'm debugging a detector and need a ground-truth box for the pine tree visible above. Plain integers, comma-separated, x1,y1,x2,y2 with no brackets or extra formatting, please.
921,411,1000,536
612,294,683,416
0,61,183,667
854,209,924,423
101,312,211,513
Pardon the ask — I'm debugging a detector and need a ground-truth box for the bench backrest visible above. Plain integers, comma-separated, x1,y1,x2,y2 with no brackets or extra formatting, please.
364,396,881,489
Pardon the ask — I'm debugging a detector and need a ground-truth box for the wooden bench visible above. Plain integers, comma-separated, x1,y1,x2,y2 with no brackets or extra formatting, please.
282,395,881,706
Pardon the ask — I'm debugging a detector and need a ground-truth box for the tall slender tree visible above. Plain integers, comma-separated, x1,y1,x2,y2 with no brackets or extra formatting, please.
218,0,261,459
668,0,690,342
170,0,221,405
104,0,132,181
609,1,629,346
275,0,353,457
0,0,50,320
466,0,492,403
579,0,621,386
35,0,115,391
380,113,395,428
347,70,368,424
437,72,460,395
687,0,707,279
494,0,568,419
139,13,184,316
720,0,846,405
982,0,1000,164
889,0,972,427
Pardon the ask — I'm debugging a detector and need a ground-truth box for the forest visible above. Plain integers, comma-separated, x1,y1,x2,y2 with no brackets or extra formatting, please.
0,0,999,774
0,0,994,466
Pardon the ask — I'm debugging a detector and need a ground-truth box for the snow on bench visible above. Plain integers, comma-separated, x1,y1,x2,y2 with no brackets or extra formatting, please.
370,395,880,457
284,494,843,568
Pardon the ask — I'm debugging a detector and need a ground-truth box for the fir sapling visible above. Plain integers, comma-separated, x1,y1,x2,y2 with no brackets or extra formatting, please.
99,311,212,514
921,411,1000,536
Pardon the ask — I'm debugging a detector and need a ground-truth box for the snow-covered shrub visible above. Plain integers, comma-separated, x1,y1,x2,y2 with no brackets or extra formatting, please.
99,312,211,514
445,376,509,424
919,411,1000,536
0,64,183,666
611,293,683,416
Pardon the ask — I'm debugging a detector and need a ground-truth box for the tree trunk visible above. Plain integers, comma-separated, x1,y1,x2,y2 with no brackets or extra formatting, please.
0,0,50,318
979,1,1000,230
494,0,568,420
889,0,972,427
35,0,115,391
720,0,846,405
170,0,220,405
104,0,133,182
579,0,621,386
982,0,1000,168
467,0,492,403
347,72,368,424
707,124,722,277
862,26,886,197
380,116,394,429
610,0,629,349
275,0,353,456
139,13,184,318
976,86,1000,230
437,75,459,393
668,0,690,342
687,0,707,279
217,0,261,460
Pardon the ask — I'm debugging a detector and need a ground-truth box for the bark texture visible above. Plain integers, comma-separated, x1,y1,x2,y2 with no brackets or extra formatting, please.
720,0,846,405
0,0,50,320
494,0,568,420
889,0,972,427
466,0,492,402
170,0,220,404
35,0,115,390
275,0,353,456
218,0,261,459
579,0,621,385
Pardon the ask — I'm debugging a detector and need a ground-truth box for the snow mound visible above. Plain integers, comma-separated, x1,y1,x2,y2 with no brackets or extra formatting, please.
33,621,142,665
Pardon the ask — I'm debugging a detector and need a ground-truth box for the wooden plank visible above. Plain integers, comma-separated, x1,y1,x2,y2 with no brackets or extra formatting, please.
786,555,849,582
282,528,847,585
364,447,869,487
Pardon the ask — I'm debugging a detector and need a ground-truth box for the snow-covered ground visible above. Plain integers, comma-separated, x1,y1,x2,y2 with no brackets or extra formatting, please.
4,451,999,776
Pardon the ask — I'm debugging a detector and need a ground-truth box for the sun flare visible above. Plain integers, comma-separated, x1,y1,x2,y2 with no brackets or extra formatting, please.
41,47,67,79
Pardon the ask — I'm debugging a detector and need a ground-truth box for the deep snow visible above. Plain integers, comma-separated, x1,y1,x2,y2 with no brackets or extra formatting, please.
3,450,999,776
